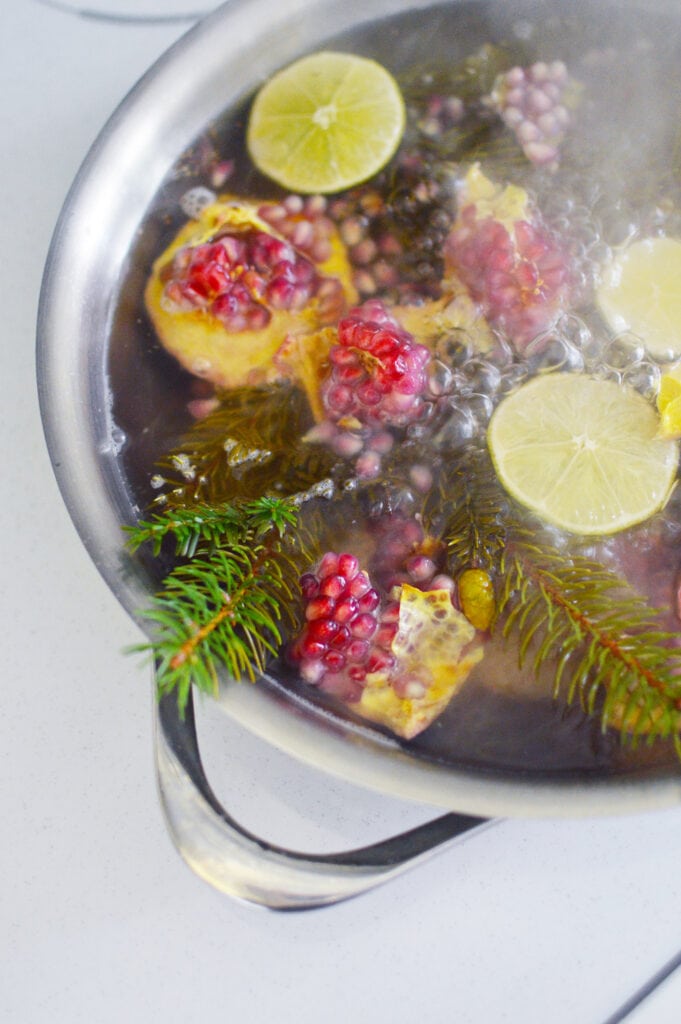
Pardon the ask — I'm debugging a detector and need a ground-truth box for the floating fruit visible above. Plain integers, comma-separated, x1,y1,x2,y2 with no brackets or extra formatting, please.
357,585,483,739
290,551,401,703
458,568,496,631
486,61,574,171
488,373,679,535
596,237,681,359
247,51,405,194
290,554,479,738
144,197,356,389
320,300,431,429
445,165,572,350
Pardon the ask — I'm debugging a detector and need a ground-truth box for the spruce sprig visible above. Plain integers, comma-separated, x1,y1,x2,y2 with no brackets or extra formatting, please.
421,445,508,571
154,384,338,508
432,446,681,752
127,496,304,714
500,532,681,752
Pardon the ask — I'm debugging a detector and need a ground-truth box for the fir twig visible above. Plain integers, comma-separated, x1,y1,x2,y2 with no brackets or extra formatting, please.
127,496,306,715
431,446,681,752
500,532,681,751
155,384,338,508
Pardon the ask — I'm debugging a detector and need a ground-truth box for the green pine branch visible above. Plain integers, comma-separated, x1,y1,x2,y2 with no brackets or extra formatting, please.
155,384,339,508
500,532,681,752
127,496,307,715
431,445,681,753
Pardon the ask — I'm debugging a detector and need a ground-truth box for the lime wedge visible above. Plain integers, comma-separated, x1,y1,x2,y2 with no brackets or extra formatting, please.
488,374,679,535
247,51,405,194
657,363,681,438
596,237,681,359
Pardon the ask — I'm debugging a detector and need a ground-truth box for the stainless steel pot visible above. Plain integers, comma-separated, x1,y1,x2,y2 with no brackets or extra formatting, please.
37,0,681,907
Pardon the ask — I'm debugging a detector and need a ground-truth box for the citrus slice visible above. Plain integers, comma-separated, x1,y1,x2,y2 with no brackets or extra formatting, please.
487,373,679,535
596,237,681,359
247,51,405,194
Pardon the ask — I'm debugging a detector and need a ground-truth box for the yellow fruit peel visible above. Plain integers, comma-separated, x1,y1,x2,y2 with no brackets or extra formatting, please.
356,585,483,739
657,363,681,438
456,163,530,230
144,196,356,390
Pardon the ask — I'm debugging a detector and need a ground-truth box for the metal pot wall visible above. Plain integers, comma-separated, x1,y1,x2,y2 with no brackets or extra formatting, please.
37,0,681,906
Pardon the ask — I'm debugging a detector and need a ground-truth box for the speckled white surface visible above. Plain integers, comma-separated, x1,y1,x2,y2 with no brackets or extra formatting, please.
3,2,681,1022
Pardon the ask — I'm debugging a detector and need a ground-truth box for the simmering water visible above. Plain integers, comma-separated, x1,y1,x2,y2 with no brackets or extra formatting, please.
110,0,681,776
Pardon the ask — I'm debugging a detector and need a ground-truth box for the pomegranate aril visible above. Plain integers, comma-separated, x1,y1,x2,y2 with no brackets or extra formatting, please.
323,651,346,672
319,574,347,599
300,638,327,660
300,574,319,599
307,618,341,644
337,553,359,579
367,650,396,674
348,572,372,598
346,639,370,663
329,625,352,649
358,589,380,613
334,597,359,623
351,614,379,640
305,596,336,621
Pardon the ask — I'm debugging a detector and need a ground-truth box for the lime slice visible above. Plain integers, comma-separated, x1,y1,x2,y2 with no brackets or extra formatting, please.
488,374,679,535
247,51,405,194
596,237,681,359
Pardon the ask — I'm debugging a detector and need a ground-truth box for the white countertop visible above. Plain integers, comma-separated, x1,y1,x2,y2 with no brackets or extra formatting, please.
4,2,681,1021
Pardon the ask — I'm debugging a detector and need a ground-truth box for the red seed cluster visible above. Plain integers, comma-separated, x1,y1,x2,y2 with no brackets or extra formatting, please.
290,552,399,702
445,211,571,350
321,301,430,428
488,61,571,171
162,229,342,331
258,194,335,265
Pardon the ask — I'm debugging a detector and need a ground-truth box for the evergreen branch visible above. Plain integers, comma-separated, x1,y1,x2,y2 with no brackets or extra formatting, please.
421,445,508,571
153,384,338,508
431,445,681,749
501,532,681,744
128,496,309,715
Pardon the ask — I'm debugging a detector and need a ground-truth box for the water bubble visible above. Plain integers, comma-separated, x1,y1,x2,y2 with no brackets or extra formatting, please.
622,361,660,399
110,427,127,454
180,186,217,220
602,335,645,371
432,401,476,448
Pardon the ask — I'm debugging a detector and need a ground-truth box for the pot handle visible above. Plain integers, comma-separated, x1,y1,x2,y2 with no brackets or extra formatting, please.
154,688,490,910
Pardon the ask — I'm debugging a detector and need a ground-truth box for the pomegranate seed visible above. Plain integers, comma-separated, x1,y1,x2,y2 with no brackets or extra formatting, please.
305,596,336,621
319,574,347,599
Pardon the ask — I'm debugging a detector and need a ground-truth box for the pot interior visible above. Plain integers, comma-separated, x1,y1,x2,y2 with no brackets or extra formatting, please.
40,0,681,814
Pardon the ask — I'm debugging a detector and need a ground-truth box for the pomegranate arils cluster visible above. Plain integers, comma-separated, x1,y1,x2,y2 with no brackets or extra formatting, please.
258,194,336,265
486,61,572,171
291,552,399,702
321,301,430,429
161,229,342,331
446,209,572,350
